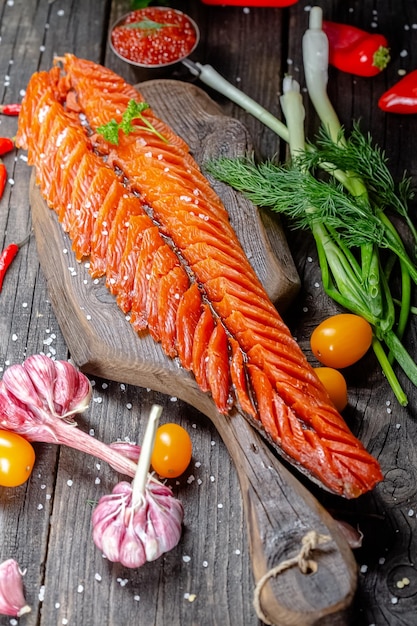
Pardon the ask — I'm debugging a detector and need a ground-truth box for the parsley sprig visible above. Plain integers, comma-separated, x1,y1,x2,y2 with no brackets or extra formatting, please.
96,99,168,145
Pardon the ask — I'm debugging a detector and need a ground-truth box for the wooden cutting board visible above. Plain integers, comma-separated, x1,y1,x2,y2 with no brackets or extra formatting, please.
30,79,357,626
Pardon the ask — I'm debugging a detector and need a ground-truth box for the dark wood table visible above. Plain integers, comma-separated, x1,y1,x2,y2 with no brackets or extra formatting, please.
1,1,417,624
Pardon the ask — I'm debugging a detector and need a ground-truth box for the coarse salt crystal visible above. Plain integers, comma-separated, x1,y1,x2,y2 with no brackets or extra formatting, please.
182,555,191,563
94,573,102,582
67,480,73,487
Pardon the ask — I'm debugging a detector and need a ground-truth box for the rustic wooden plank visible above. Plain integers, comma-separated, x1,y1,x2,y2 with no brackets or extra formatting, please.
29,70,361,624
2,0,417,624
285,3,417,626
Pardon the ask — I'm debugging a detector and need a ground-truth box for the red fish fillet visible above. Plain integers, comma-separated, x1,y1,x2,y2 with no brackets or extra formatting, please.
15,54,383,498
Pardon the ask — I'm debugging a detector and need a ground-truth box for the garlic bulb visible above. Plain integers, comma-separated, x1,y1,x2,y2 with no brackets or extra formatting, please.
92,477,184,568
92,405,184,568
0,354,137,477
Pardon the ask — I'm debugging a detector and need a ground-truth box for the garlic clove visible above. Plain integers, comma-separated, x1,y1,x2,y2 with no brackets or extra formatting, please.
22,354,57,415
145,481,183,560
0,559,31,617
3,363,44,411
53,360,92,418
119,523,147,569
0,381,37,434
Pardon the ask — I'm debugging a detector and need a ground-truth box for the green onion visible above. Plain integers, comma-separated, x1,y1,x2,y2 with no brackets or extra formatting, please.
206,5,417,406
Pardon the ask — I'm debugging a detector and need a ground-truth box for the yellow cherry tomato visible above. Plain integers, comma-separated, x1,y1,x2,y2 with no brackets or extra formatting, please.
314,367,348,412
0,431,36,487
151,423,192,478
311,314,373,369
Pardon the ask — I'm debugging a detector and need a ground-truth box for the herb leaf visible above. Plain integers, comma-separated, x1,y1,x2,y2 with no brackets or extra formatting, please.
124,19,177,31
96,118,120,145
96,99,168,145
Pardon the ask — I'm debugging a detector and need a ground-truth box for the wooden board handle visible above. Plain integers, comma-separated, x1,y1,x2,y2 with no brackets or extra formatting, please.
29,79,357,625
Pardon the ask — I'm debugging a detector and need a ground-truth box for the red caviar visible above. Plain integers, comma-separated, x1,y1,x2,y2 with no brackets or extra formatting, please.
111,8,198,67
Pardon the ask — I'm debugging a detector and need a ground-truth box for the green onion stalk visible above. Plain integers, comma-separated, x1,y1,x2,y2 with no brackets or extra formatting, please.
206,6,417,406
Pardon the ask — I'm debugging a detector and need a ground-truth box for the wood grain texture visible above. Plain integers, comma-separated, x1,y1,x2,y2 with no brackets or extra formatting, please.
30,79,357,625
3,0,417,624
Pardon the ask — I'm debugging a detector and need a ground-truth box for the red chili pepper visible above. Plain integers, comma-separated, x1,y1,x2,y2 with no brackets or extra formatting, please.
0,232,31,293
0,161,7,199
0,137,14,156
0,244,19,292
322,21,390,77
0,103,21,116
378,69,417,114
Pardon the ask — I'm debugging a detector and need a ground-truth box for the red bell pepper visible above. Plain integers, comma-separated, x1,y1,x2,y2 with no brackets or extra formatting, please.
322,21,390,77
201,0,298,5
378,69,417,114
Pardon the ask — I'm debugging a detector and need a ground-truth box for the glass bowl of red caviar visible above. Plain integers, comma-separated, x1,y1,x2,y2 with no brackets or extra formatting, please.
109,7,200,68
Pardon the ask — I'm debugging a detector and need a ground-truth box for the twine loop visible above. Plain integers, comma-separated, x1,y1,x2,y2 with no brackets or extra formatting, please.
253,530,332,625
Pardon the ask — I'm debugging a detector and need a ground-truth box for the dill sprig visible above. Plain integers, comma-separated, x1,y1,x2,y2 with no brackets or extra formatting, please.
302,123,417,249
207,132,417,405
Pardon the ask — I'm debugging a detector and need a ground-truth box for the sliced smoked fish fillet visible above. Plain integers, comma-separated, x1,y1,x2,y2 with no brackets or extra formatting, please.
129,226,165,332
67,151,102,246
158,265,190,358
17,57,383,498
115,214,155,313
146,243,183,343
46,125,86,214
60,54,190,153
192,304,215,393
206,322,231,414
89,179,126,278
106,195,147,292
229,338,257,418
176,283,203,370
15,67,61,152
71,166,119,261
